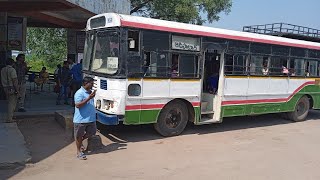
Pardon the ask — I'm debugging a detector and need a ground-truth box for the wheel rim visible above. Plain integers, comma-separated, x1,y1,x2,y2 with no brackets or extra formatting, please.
296,101,307,116
165,108,182,128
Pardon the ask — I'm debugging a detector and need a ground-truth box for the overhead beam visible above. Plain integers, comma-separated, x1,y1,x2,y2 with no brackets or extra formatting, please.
23,11,85,29
0,2,73,12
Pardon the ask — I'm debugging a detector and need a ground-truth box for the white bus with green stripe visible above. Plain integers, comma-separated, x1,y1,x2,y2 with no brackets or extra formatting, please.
83,13,320,136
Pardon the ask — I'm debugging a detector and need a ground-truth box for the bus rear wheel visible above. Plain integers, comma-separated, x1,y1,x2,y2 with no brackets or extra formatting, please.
287,96,310,122
154,101,188,137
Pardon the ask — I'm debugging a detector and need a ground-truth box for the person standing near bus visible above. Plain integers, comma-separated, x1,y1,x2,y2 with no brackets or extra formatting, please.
71,60,83,106
68,58,77,99
14,54,29,112
1,58,20,123
73,77,97,160
56,61,72,105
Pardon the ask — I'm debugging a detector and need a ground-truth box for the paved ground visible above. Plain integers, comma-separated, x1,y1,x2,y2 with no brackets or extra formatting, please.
0,123,31,169
16,83,73,118
1,83,73,119
1,110,320,180
0,83,73,170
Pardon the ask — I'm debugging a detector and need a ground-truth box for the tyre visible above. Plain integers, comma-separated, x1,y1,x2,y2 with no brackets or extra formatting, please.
154,100,188,137
287,96,310,122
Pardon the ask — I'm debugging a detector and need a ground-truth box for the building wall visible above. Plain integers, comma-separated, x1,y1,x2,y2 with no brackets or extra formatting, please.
66,0,130,15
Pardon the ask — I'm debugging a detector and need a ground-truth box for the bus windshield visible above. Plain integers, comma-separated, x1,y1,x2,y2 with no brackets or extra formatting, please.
90,30,120,75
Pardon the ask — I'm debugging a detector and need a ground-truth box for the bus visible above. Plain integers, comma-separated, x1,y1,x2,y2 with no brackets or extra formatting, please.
83,13,320,137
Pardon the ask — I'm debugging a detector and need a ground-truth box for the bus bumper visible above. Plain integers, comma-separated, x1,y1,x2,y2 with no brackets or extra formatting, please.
96,111,119,125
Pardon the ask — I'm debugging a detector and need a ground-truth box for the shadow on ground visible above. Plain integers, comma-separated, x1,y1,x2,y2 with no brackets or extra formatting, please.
0,117,126,179
0,117,73,179
1,110,320,179
99,110,320,143
0,167,25,180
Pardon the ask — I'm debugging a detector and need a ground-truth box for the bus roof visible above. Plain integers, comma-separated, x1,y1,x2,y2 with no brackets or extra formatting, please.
87,13,320,50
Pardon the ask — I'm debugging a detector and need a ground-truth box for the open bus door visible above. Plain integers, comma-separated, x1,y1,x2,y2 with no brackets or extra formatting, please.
199,43,226,124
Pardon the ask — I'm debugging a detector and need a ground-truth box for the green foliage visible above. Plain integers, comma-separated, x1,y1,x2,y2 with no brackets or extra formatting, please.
130,0,232,24
25,54,56,73
26,28,67,73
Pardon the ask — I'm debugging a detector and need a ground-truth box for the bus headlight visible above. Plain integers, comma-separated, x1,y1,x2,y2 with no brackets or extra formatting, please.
103,100,114,110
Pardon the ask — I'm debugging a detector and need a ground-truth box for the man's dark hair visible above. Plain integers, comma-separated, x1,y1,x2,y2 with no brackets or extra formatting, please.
6,58,15,66
16,54,25,60
82,76,94,85
63,61,69,65
57,64,61,68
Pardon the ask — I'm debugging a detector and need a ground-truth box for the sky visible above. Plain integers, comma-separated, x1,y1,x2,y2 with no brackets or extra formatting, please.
205,0,320,31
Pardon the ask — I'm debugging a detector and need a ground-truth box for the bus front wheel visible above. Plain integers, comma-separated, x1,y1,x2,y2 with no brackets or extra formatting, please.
154,101,188,137
287,96,310,122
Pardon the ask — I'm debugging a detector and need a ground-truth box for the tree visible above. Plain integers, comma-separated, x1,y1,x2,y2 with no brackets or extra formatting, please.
130,0,232,25
26,28,67,72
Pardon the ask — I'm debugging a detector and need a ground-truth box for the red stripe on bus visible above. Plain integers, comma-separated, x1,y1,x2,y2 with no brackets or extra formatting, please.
121,20,320,50
192,102,201,106
126,102,200,110
221,81,315,106
125,104,164,110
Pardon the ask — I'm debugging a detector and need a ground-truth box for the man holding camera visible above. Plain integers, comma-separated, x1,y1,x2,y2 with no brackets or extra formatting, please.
1,58,19,123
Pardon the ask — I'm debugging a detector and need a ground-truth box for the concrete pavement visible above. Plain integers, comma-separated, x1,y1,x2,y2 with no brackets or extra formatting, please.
0,99,31,169
0,123,31,169
0,83,73,169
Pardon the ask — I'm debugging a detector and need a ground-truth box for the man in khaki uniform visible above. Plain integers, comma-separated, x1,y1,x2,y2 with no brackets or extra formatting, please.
1,58,19,123
15,54,29,112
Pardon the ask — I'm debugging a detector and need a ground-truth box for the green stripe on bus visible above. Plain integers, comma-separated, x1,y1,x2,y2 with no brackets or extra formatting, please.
124,106,201,125
222,85,320,117
194,106,201,123
124,109,160,125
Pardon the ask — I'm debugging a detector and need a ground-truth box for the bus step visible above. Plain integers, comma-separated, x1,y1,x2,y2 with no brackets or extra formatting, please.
199,117,217,124
201,111,214,115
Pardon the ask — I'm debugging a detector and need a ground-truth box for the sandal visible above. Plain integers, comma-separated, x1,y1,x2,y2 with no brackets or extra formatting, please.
77,152,87,160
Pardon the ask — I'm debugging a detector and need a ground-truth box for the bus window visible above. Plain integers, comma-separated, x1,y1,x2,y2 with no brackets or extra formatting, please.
83,32,94,71
144,52,169,77
224,54,233,75
250,55,269,75
309,50,320,59
270,57,288,76
90,31,119,74
228,40,250,53
179,54,199,78
171,54,199,78
144,30,170,51
171,54,179,77
234,55,246,74
272,45,289,56
307,60,318,77
251,43,271,55
128,84,141,96
128,30,139,52
293,58,305,76
142,51,151,75
127,55,143,77
289,59,295,76
224,54,246,75
291,47,306,57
